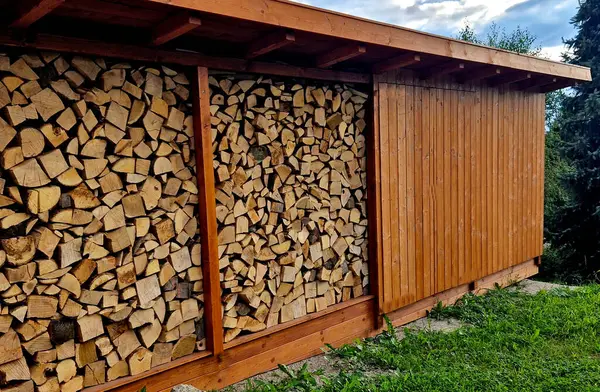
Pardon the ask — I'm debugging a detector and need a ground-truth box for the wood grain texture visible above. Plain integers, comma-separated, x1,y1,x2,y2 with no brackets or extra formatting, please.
374,70,545,314
193,67,224,355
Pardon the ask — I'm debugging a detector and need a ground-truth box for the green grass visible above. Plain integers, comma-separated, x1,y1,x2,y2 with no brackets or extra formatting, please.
236,285,600,392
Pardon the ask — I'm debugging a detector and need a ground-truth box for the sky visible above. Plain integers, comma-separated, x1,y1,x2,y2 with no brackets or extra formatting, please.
292,0,579,61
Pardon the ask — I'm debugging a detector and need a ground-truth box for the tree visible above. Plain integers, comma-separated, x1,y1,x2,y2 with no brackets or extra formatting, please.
545,0,600,282
457,22,541,56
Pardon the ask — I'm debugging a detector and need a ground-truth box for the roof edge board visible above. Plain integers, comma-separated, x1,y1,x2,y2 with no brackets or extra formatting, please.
143,0,591,82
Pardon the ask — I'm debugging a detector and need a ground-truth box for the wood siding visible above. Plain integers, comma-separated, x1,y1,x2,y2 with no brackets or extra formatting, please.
374,73,545,314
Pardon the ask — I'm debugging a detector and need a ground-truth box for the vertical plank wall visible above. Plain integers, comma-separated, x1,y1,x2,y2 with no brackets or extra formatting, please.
374,73,545,314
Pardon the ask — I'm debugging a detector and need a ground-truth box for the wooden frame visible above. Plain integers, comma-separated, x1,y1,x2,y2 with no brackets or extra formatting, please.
316,44,367,68
143,0,591,81
246,30,296,59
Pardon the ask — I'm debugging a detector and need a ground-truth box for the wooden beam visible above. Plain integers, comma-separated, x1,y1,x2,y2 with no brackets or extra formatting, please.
193,67,224,356
10,0,64,29
517,76,557,91
0,31,370,84
246,30,295,59
151,12,202,46
142,0,592,82
419,62,465,80
457,66,501,84
487,72,531,87
316,44,367,68
536,79,577,93
372,53,420,74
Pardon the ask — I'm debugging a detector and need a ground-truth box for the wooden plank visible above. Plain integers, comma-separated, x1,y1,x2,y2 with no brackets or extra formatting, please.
509,90,516,267
152,12,202,46
245,30,296,59
379,83,392,313
192,67,224,355
429,88,437,294
10,0,64,28
406,84,416,304
539,94,546,254
387,83,400,310
492,89,499,274
501,88,509,271
527,94,534,259
422,87,432,298
480,88,488,277
443,88,452,290
414,87,424,300
373,53,421,74
316,44,367,68
457,90,465,284
397,84,408,308
144,0,592,81
368,78,384,318
471,88,480,281
464,91,473,282
0,32,369,84
435,88,445,292
450,90,459,287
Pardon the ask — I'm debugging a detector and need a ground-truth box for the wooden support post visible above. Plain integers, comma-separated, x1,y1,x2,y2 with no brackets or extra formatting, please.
488,72,531,87
10,0,64,29
368,76,384,328
419,61,465,80
246,30,295,59
372,53,420,74
152,12,202,46
457,66,501,84
316,44,367,68
193,66,224,356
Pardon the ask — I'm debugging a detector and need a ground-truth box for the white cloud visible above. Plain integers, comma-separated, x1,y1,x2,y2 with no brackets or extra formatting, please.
541,44,571,62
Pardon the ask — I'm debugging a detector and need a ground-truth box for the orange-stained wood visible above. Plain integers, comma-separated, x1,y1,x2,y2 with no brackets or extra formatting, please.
193,67,224,356
316,44,367,68
143,0,591,82
245,30,296,59
374,70,545,314
0,32,369,84
152,12,202,46
373,53,421,74
10,0,64,28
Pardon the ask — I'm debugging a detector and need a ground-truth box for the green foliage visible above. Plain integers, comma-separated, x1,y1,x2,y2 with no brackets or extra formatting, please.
240,286,600,391
542,0,600,282
456,22,541,55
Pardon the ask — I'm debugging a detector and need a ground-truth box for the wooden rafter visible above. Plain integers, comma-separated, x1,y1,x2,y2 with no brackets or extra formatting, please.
457,66,501,84
152,12,202,46
419,62,465,80
372,53,421,74
518,76,556,91
316,44,367,68
523,77,558,93
487,72,531,87
246,30,296,59
10,0,64,29
537,79,576,93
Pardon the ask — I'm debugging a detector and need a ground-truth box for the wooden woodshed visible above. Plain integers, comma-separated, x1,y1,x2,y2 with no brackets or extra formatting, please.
0,0,592,391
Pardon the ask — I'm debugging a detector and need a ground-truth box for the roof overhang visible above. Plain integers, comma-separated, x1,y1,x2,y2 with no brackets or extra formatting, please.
0,0,591,91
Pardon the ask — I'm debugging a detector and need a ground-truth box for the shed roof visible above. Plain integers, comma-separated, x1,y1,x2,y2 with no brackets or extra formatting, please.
0,0,591,91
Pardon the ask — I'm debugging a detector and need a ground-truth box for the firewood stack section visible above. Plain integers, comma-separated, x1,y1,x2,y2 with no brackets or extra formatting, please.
0,51,205,391
210,76,369,342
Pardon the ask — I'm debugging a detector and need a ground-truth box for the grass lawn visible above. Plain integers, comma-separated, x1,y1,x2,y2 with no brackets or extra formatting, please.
234,285,600,392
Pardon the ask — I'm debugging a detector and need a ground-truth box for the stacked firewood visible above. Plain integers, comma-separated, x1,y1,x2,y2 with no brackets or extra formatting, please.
210,76,369,343
0,51,205,391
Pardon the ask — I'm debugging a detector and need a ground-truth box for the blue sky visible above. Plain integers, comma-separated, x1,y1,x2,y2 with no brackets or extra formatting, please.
292,0,579,61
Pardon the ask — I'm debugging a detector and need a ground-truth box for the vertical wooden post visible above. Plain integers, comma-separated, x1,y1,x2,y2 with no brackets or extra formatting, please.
193,66,224,356
367,75,384,328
